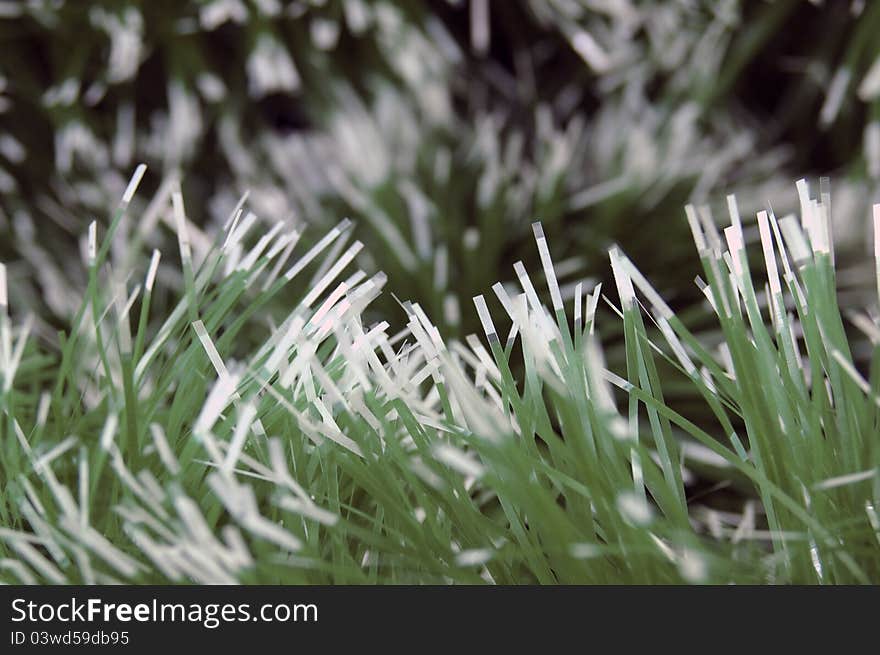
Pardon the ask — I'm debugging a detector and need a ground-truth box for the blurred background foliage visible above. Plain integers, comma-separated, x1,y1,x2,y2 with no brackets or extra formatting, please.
0,0,878,339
